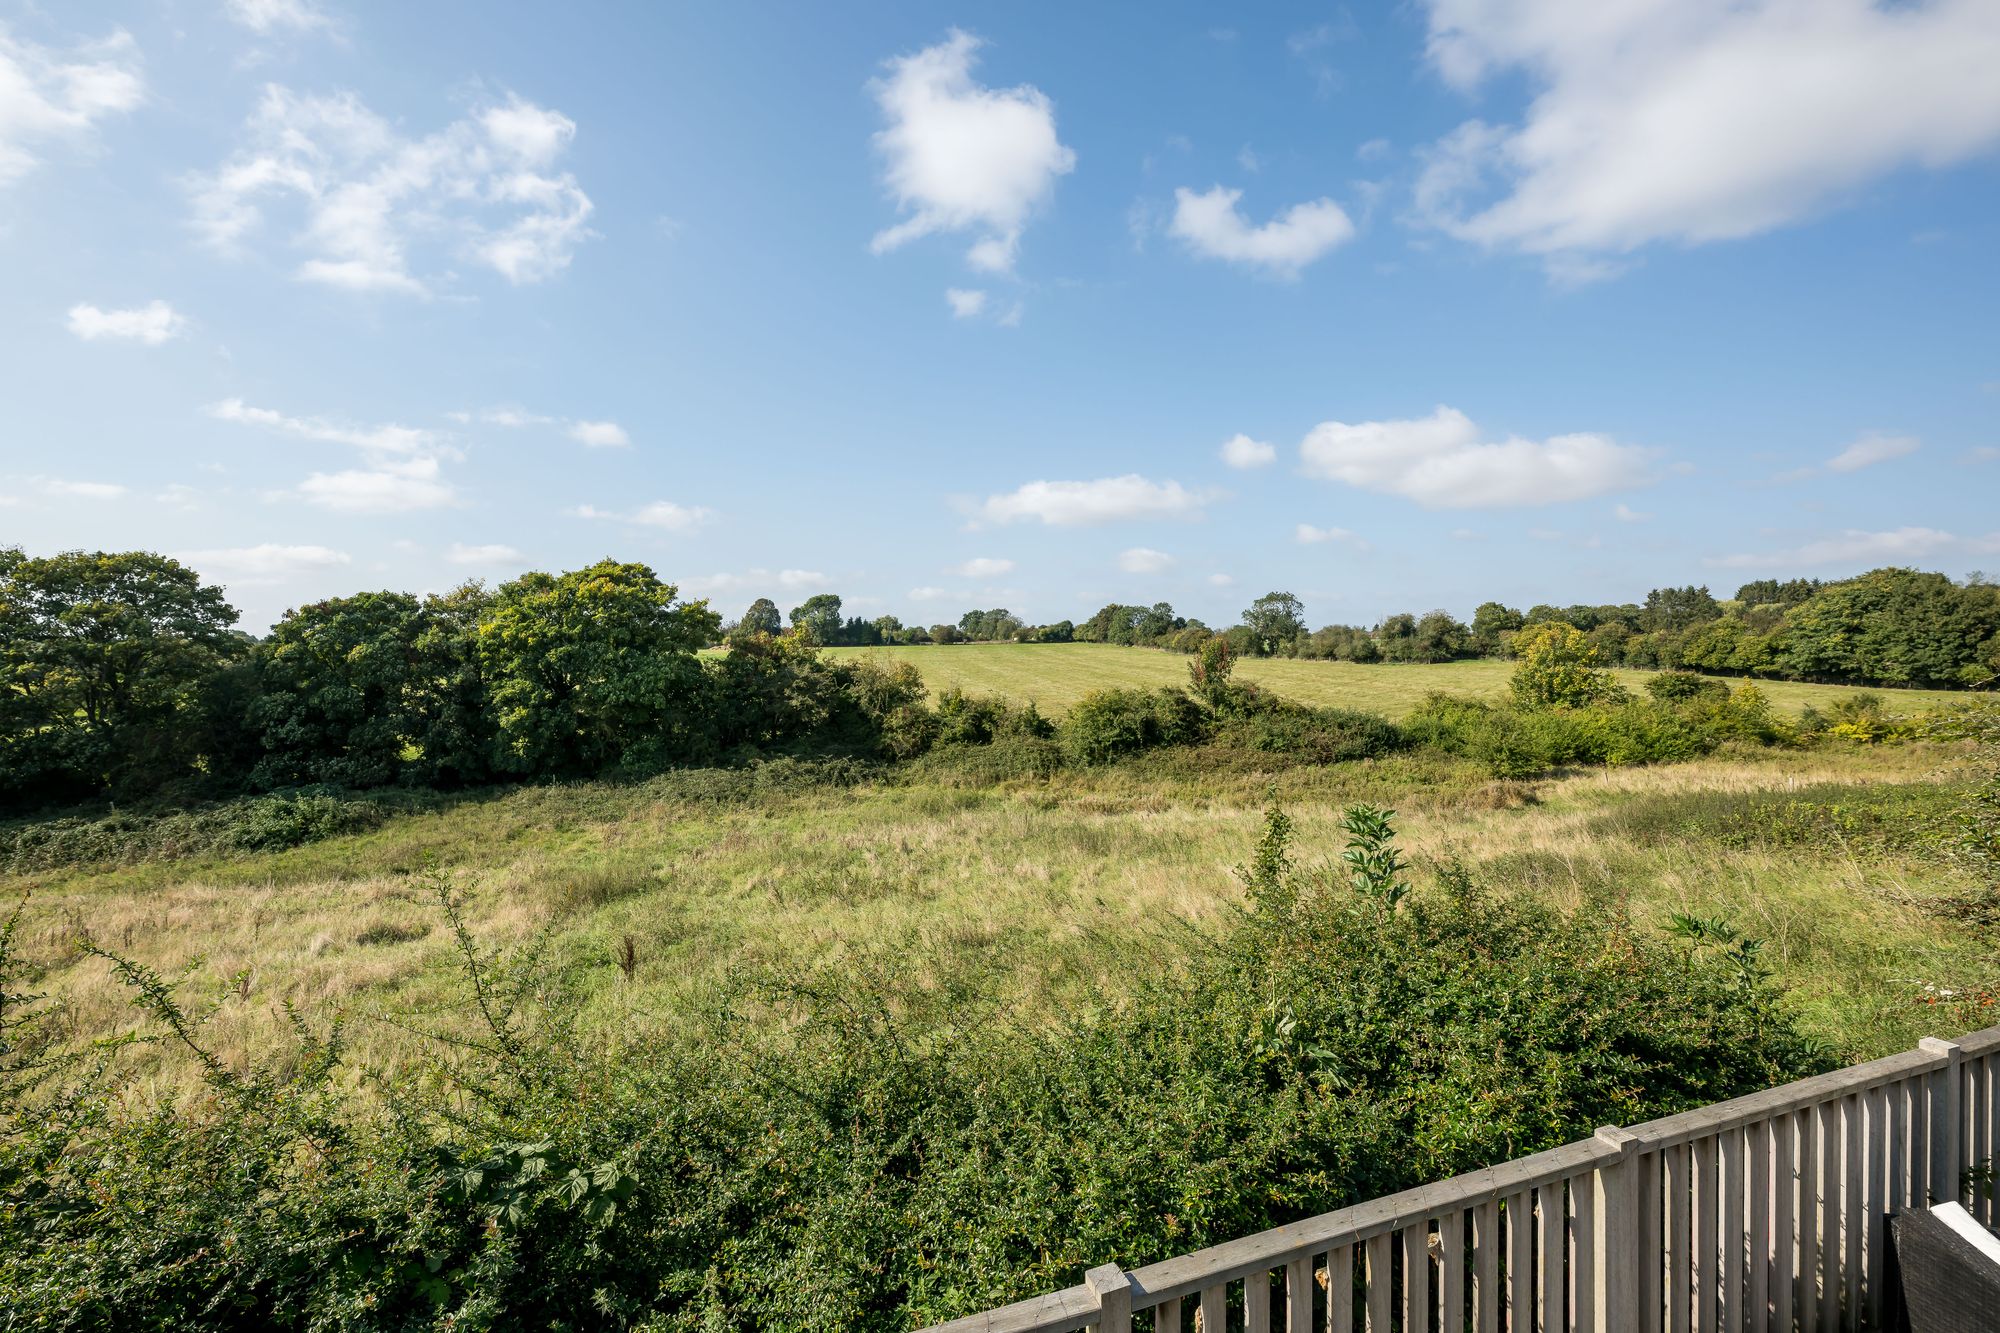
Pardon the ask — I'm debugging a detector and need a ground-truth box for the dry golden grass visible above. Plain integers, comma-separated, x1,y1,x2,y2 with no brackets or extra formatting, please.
10,741,1992,1093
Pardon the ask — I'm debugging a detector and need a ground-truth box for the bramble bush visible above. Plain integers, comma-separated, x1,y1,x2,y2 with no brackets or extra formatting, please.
0,812,1829,1329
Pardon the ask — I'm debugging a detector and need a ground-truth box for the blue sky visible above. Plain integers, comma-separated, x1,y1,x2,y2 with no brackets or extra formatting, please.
3,0,1997,632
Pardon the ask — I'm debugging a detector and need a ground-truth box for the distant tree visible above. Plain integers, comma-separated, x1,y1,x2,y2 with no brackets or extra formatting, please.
1374,612,1418,661
1037,620,1075,644
741,597,783,635
1734,578,1821,608
1510,622,1622,710
1642,585,1722,632
481,560,720,775
871,614,904,643
789,594,844,644
249,591,426,789
407,581,497,786
1470,602,1524,655
1412,610,1473,663
1189,635,1234,703
0,548,240,805
1242,592,1305,654
1780,567,2000,687
930,624,963,645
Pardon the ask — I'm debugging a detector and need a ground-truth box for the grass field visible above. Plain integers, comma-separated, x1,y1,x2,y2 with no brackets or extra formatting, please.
823,642,1968,719
11,735,1996,1100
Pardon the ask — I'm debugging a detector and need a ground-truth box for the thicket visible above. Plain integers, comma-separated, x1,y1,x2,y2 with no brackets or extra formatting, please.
0,809,1829,1329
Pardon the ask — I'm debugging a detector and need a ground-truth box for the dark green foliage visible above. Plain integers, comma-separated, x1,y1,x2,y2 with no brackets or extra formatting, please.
0,815,1826,1329
1779,567,2000,688
0,792,386,873
1059,687,1210,764
1646,670,1729,703
1210,689,1409,765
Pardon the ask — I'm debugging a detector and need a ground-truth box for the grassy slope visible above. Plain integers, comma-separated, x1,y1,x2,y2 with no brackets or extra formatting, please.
15,742,1994,1098
823,642,1967,718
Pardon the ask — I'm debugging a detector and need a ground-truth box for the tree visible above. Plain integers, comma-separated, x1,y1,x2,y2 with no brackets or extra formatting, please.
1510,622,1622,710
1189,635,1235,703
1470,602,1524,655
479,560,721,775
1412,610,1472,663
1779,567,2000,687
741,598,782,636
1242,592,1305,654
1642,585,1722,632
789,594,844,644
249,591,426,789
0,549,240,805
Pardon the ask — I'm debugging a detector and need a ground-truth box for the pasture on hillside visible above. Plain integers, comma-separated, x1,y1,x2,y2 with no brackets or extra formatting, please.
824,642,1969,718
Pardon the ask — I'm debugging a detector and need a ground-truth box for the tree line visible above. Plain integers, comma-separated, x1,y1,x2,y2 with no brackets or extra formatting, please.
4,545,1993,812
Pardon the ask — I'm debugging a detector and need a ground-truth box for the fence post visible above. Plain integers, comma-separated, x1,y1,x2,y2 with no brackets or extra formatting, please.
1919,1037,1962,1206
1085,1264,1132,1332
1593,1126,1641,1331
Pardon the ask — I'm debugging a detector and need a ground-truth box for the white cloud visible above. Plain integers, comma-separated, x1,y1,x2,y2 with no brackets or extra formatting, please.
1118,547,1174,574
191,86,592,294
445,542,523,566
39,477,126,500
978,474,1216,526
946,287,988,318
908,585,952,602
1708,526,2000,570
1827,431,1919,472
295,457,454,513
574,499,713,533
1298,405,1655,508
208,397,440,454
1295,523,1369,550
684,568,832,596
463,406,554,428
1614,503,1651,522
1207,572,1235,587
1219,433,1276,469
173,543,349,584
948,556,1014,578
1413,0,2000,266
567,420,630,448
1170,186,1354,276
222,0,331,34
67,300,184,344
869,30,1075,273
0,27,142,189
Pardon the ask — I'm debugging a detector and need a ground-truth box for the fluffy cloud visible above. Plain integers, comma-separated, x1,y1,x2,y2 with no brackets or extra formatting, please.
1414,0,2000,265
0,26,142,188
38,477,127,500
191,86,592,294
683,568,831,596
978,474,1215,526
573,500,713,533
567,420,630,448
211,397,460,513
869,30,1074,273
1170,186,1354,275
445,542,524,566
66,300,184,344
908,585,952,602
1708,526,1999,570
1827,431,1919,472
1206,573,1235,587
1118,547,1174,574
948,556,1014,578
173,543,350,584
222,0,331,34
1295,523,1368,549
946,288,988,318
1298,405,1654,508
209,398,440,454
1219,433,1276,469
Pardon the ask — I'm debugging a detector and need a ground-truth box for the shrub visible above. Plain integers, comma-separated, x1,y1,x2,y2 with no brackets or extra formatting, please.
1510,622,1625,710
1645,670,1728,703
1212,694,1407,765
0,792,385,873
1059,687,1209,765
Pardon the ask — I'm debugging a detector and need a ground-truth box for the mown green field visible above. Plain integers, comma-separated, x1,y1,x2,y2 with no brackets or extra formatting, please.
824,642,1968,718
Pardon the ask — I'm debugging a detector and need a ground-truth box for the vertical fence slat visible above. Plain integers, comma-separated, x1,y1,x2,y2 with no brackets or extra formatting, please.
1439,1210,1465,1333
1747,1120,1769,1333
1693,1134,1716,1333
1331,1242,1356,1333
1286,1257,1310,1333
1247,1267,1270,1333
1863,1084,1886,1328
1201,1283,1226,1333
1473,1199,1500,1333
1637,1149,1662,1333
1365,1234,1390,1333
1840,1094,1861,1324
1668,1144,1691,1333
1537,1184,1563,1333
1570,1172,1595,1333
1800,1103,1820,1333
1507,1191,1531,1333
1157,1297,1182,1333
1817,1099,1840,1333
1774,1112,1795,1333
1721,1128,1744,1333
1403,1225,1431,1333
1981,1053,1996,1226
1921,1037,1960,1208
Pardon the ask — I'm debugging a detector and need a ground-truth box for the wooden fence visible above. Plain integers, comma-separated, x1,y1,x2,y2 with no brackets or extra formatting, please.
923,1024,2000,1333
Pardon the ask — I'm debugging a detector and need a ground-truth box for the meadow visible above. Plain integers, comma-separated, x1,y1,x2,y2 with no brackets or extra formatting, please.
824,642,1969,719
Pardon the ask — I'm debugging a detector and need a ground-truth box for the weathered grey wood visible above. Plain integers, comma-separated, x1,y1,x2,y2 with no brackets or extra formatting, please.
1200,1284,1224,1333
1286,1257,1310,1333
1365,1234,1390,1333
1155,1297,1181,1333
1246,1266,1269,1332
1921,1037,1962,1207
1636,1147,1663,1333
1537,1183,1563,1333
1624,1048,1941,1152
1693,1134,1717,1333
1840,1094,1861,1323
1863,1085,1885,1328
1471,1199,1499,1333
1980,1053,1996,1227
1721,1127,1744,1333
1799,1104,1819,1333
1773,1112,1795,1333
1816,1099,1839,1333
1438,1209,1464,1333
1506,1191,1531,1333
923,1285,1099,1333
1570,1170,1596,1333
1330,1243,1355,1333
1746,1120,1769,1333
1403,1224,1430,1333
1668,1143,1692,1333
1087,1264,1132,1333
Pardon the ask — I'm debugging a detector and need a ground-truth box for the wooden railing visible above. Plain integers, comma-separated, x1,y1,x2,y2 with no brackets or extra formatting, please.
922,1024,2000,1333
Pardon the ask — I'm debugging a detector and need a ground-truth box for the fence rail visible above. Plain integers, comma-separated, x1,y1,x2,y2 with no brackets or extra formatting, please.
922,1023,2000,1333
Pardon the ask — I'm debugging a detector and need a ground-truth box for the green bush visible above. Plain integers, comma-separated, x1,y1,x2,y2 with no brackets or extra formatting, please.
1212,694,1407,765
1645,670,1728,703
1059,687,1209,765
0,792,385,873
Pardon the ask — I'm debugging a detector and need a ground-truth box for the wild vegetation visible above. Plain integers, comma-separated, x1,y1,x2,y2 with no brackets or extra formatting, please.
2,545,1997,1327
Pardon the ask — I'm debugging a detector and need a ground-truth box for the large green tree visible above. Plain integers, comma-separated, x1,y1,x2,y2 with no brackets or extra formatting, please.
479,561,721,775
1780,567,2000,687
250,591,427,789
0,548,239,805
789,594,844,644
1242,592,1305,654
